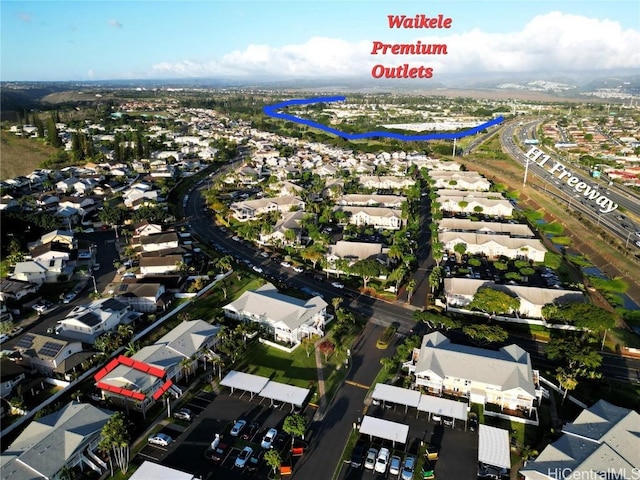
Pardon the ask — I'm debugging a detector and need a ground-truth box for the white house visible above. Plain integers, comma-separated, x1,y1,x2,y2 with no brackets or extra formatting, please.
336,194,407,208
55,298,139,343
107,282,168,312
334,206,404,230
438,196,514,217
430,171,491,191
139,254,184,275
230,196,306,222
439,232,546,262
404,332,542,413
223,283,331,345
359,175,415,190
11,259,66,284
443,278,585,319
139,232,180,252
438,219,535,238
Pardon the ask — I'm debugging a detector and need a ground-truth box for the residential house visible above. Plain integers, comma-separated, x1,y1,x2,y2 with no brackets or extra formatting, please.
133,221,163,237
29,242,72,264
359,176,416,190
519,400,640,480
13,333,84,375
55,298,139,343
0,358,28,398
11,259,67,284
58,196,95,216
223,283,331,345
39,230,76,249
404,332,542,413
336,194,407,208
139,232,180,252
122,183,159,209
334,206,404,230
0,279,40,302
324,241,388,274
106,282,169,312
443,278,585,319
257,210,306,246
438,219,535,238
430,171,492,191
95,320,220,411
438,232,546,262
230,196,306,222
438,195,514,217
0,401,113,480
139,255,184,275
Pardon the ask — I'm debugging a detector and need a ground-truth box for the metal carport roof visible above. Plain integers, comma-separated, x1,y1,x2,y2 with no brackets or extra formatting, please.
220,370,270,399
417,395,468,421
372,384,421,412
359,415,409,446
478,424,510,469
259,381,310,407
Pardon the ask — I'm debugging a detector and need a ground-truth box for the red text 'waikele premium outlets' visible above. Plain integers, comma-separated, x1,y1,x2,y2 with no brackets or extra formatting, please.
371,13,453,79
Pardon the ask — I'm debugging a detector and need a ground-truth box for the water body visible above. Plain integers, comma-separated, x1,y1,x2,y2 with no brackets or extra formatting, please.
582,266,639,310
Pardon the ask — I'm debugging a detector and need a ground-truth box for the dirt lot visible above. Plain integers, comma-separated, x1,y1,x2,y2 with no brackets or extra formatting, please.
0,130,56,179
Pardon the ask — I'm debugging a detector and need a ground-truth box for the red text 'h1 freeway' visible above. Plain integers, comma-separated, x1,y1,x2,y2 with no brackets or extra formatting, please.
263,96,504,141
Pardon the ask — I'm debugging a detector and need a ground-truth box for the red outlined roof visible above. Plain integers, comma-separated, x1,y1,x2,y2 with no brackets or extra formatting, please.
94,354,170,402
152,379,174,400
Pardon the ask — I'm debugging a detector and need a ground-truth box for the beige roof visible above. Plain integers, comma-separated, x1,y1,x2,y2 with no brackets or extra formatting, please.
328,241,384,260
334,206,402,218
444,278,585,307
336,194,406,206
438,232,546,252
438,219,534,237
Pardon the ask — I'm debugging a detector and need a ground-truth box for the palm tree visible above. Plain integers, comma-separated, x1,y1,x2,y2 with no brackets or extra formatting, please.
180,356,194,382
331,296,343,312
406,279,417,304
124,341,139,357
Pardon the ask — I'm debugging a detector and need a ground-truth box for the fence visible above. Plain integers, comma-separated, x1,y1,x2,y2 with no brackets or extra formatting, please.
259,337,300,353
539,375,588,409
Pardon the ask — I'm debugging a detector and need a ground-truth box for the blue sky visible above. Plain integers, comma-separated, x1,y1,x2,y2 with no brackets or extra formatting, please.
2,0,639,81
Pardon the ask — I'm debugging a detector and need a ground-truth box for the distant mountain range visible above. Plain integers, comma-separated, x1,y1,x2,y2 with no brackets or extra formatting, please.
1,73,639,115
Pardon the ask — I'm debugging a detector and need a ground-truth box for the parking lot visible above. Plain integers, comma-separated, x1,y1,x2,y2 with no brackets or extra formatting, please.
337,403,479,480
141,390,313,480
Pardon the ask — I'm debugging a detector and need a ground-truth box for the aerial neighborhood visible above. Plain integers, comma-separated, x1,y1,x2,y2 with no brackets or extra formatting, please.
0,86,639,480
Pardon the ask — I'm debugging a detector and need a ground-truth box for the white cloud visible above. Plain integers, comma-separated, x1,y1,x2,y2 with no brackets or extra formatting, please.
150,12,640,78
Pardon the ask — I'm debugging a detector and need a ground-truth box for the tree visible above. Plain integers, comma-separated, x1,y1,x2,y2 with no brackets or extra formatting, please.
7,238,24,265
546,334,602,377
301,335,317,358
413,310,459,331
555,367,578,405
264,449,282,475
98,412,131,476
351,258,381,289
318,340,335,361
301,244,325,269
462,324,508,346
453,242,467,263
283,413,306,440
217,277,231,299
180,356,194,382
468,287,520,316
406,279,417,304
428,267,442,294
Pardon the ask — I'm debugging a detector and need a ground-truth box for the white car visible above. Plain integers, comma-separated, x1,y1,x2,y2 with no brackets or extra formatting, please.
260,428,277,449
252,265,263,273
148,433,173,447
331,282,344,289
280,261,291,268
293,266,304,273
364,448,378,470
62,292,76,304
375,447,390,474
235,446,253,468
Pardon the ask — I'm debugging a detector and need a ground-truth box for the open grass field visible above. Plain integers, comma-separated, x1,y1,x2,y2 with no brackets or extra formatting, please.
0,130,56,179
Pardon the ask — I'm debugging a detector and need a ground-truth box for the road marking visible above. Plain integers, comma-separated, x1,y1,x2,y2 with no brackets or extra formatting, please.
345,380,369,390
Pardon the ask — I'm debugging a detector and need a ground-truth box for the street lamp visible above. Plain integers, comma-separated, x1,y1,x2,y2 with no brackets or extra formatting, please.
89,275,98,294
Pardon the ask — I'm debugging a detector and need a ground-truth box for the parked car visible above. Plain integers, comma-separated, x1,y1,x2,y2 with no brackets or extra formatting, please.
246,449,264,472
469,412,479,432
234,446,253,468
350,439,367,468
230,419,247,437
62,292,76,304
148,433,172,447
92,263,101,271
375,448,390,473
173,408,194,422
293,266,304,273
401,455,416,480
280,261,292,268
0,334,9,344
389,455,402,475
364,448,378,470
331,282,345,289
241,421,260,440
261,428,278,449
209,440,231,463
252,265,263,273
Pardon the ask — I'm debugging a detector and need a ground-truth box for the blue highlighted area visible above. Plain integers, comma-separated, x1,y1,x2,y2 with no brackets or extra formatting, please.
263,95,504,141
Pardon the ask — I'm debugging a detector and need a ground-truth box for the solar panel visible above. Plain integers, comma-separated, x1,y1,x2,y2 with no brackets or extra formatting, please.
38,341,63,358
16,333,36,349
119,284,129,292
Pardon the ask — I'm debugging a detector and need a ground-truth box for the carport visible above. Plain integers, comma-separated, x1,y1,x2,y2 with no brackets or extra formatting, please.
478,425,510,470
359,415,409,447
220,370,269,399
259,381,310,410
417,395,468,429
372,383,421,413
